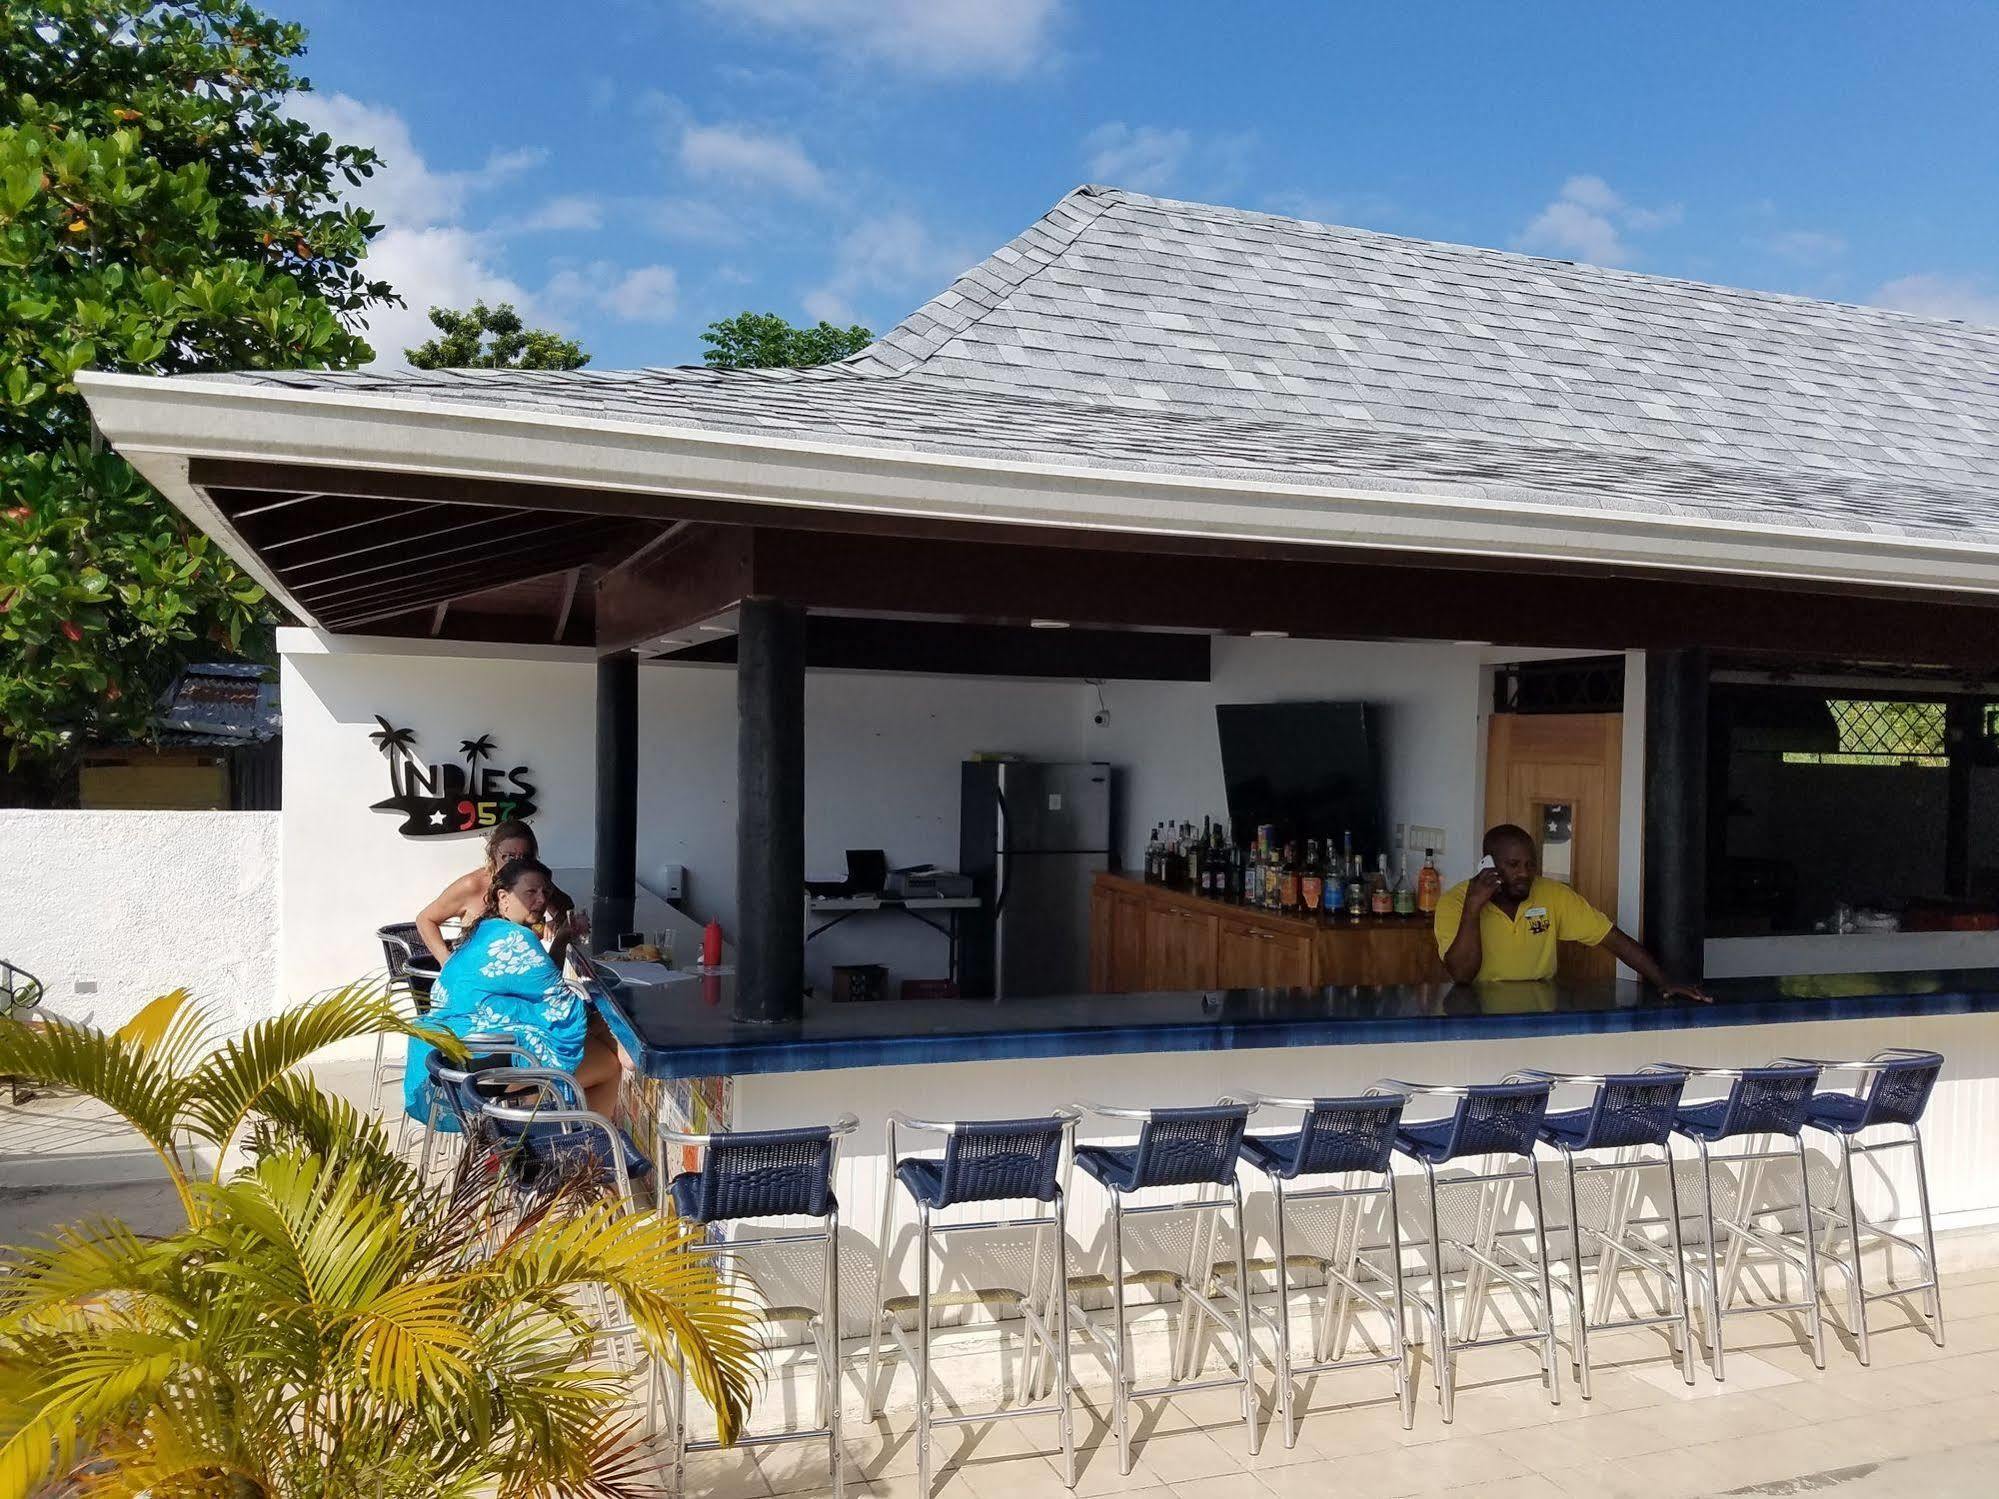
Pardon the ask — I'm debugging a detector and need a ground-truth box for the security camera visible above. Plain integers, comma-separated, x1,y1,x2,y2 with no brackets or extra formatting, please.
1093,710,1110,726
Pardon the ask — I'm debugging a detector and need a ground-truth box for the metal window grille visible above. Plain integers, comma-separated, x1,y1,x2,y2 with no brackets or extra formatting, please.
1781,699,1948,768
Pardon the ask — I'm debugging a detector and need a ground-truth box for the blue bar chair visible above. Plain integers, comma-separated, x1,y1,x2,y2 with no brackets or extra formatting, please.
1777,1048,1946,1364
1503,1067,1696,1396
1378,1076,1560,1422
411,1033,525,1186
867,1111,1079,1498
1067,1100,1256,1474
656,1114,859,1497
476,1066,654,1209
1233,1091,1413,1447
1662,1060,1825,1379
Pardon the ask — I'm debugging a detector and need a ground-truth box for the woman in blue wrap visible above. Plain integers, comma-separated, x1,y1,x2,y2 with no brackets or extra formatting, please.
404,856,623,1122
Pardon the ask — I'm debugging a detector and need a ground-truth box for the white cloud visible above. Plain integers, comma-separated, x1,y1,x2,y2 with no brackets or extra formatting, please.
680,122,827,198
519,195,604,232
1872,274,1999,327
1516,175,1681,267
1758,229,1847,265
700,0,1060,78
544,261,681,325
648,196,745,245
359,226,533,366
285,91,540,228
804,212,972,327
1083,122,1192,194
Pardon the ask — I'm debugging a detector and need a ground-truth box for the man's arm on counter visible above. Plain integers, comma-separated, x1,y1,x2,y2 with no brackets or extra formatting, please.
1599,928,1712,1003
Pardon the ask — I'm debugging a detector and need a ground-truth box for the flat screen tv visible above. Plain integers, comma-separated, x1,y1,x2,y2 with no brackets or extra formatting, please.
1215,701,1384,854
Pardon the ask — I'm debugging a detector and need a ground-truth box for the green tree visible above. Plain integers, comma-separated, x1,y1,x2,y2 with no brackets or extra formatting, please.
0,0,395,773
405,300,589,371
701,310,873,368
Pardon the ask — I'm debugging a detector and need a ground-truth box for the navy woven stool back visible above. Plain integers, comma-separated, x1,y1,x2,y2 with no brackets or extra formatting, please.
672,1126,836,1224
425,1047,516,1131
1403,1081,1550,1163
1279,1096,1406,1178
927,1116,1068,1207
1692,1064,1819,1141
1124,1104,1252,1189
1569,1071,1686,1150
1857,1051,1943,1128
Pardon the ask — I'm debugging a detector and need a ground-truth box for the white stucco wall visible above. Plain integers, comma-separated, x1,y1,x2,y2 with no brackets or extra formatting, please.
0,809,279,1029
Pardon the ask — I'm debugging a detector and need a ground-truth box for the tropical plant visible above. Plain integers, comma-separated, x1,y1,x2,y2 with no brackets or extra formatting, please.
0,988,760,1497
1,0,399,774
700,311,872,368
406,301,590,371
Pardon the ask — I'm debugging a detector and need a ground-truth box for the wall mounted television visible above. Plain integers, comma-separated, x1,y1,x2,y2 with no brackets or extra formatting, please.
1215,701,1384,854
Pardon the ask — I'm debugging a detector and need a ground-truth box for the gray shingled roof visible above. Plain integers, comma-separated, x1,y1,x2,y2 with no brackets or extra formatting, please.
214,184,1999,544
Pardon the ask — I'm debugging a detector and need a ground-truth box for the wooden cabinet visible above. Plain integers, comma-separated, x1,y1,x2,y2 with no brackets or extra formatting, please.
1091,872,1443,993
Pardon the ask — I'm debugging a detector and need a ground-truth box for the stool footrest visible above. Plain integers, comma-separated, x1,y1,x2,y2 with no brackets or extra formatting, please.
882,1287,1028,1315
926,1402,1066,1431
1128,1373,1252,1401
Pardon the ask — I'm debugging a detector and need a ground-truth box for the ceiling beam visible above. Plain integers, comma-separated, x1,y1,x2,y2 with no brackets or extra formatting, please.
595,523,755,653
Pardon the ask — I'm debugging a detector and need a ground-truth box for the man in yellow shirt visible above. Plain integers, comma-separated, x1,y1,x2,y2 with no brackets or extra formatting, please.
1435,825,1709,999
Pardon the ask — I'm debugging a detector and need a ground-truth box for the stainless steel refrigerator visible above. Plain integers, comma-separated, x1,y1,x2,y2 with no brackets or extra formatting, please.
959,761,1113,1000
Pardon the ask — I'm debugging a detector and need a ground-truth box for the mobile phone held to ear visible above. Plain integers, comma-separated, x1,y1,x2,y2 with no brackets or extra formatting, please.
1478,855,1496,873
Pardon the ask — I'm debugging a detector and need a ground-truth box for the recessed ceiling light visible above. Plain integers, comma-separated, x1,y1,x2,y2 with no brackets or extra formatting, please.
697,624,733,634
660,639,691,648
1029,619,1070,629
1453,639,1492,647
1249,630,1287,639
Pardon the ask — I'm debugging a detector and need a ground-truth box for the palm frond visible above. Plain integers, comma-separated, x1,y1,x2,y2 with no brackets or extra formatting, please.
179,983,459,1162
0,1219,191,1337
0,1017,194,1211
111,990,216,1082
0,1334,186,1499
249,1069,422,1202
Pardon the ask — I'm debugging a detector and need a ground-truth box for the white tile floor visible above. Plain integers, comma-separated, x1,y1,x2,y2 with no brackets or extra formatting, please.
673,1268,1999,1499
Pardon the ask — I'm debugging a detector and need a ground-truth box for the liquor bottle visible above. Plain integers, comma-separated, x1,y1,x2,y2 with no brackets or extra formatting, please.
1195,816,1212,894
1300,838,1323,915
1278,841,1301,914
1393,854,1415,916
1324,836,1346,915
1264,841,1283,910
1345,853,1365,924
1146,825,1163,883
1370,853,1394,916
1417,848,1442,914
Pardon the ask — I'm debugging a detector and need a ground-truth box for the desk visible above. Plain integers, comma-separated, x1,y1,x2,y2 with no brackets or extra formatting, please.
803,892,981,984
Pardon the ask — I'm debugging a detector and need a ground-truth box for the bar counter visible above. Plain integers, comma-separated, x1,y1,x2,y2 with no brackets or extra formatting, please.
595,966,1999,1081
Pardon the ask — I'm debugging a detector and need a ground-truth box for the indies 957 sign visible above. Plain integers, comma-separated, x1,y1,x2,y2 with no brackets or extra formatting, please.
368,717,539,837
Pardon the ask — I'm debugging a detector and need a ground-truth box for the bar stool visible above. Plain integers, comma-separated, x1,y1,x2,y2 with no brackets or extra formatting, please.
867,1111,1079,1498
1379,1076,1560,1422
411,1033,524,1185
373,921,430,1132
1503,1067,1697,1396
1780,1048,1946,1363
1664,1060,1825,1379
1066,1101,1256,1474
658,1114,858,1497
1233,1091,1413,1447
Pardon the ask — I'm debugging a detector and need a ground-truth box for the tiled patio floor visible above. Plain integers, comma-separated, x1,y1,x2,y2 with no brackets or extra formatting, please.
690,1267,1999,1499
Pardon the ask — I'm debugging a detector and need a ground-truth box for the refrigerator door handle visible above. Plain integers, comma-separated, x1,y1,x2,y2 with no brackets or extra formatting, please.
993,785,1013,916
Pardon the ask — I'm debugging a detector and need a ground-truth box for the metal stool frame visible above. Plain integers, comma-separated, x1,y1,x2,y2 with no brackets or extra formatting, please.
1777,1048,1946,1365
413,1031,524,1186
1658,1061,1827,1381
657,1113,859,1498
867,1110,1080,1498
1066,1100,1259,1475
1502,1067,1697,1397
1377,1077,1562,1423
1230,1091,1414,1448
374,922,428,1132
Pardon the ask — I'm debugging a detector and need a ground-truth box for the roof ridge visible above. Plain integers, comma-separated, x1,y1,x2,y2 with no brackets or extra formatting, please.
846,184,1124,373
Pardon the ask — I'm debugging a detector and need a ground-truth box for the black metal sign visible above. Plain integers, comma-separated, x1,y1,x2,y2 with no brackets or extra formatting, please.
368,717,538,837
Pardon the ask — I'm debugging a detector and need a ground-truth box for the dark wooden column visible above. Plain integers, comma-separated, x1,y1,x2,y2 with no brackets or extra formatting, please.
591,650,638,947
1643,648,1709,984
735,598,806,1023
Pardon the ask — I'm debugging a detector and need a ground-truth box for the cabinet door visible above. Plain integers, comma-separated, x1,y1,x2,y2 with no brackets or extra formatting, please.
1089,887,1115,993
1144,906,1181,990
1110,892,1149,993
1216,917,1269,988
1178,908,1219,989
1264,929,1315,988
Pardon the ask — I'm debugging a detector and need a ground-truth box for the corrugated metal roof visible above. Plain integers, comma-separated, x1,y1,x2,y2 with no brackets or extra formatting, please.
151,662,280,746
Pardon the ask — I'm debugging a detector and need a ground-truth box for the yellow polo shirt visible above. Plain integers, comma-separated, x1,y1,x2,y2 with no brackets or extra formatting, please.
1433,877,1614,981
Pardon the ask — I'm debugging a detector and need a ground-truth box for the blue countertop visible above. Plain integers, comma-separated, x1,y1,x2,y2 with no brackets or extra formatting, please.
591,968,1999,1081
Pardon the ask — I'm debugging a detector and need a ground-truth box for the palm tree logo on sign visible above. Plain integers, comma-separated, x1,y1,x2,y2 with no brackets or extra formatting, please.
368,716,538,836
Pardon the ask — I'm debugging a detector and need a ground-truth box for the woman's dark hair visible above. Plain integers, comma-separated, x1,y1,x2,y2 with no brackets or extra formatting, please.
470,855,553,933
484,818,538,867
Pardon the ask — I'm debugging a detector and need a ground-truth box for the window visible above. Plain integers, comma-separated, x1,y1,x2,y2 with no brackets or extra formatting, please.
1780,699,1948,768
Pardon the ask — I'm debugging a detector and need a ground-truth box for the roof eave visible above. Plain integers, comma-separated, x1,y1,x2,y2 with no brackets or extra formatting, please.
76,368,1999,605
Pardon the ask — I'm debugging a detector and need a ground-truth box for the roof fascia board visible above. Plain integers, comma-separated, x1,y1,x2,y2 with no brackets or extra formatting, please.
78,369,1999,600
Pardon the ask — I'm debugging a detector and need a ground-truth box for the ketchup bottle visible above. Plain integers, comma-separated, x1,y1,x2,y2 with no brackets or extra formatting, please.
701,920,723,968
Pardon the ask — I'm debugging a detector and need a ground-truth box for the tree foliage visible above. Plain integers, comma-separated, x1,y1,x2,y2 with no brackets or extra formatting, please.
0,0,395,771
0,988,761,1497
701,310,872,368
405,300,590,371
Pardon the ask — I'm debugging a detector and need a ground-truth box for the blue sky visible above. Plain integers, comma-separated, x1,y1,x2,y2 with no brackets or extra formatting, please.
281,0,1999,370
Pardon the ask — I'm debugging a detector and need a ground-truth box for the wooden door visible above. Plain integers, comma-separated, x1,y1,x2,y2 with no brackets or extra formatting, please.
1485,712,1623,980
